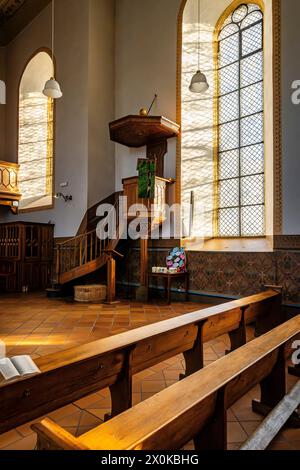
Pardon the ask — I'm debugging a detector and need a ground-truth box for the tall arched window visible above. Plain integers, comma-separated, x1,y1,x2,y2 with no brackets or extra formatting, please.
18,51,54,211
216,3,265,237
179,0,280,248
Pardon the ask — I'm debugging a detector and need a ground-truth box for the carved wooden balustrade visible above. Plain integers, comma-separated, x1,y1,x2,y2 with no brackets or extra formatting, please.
56,198,121,285
0,161,21,213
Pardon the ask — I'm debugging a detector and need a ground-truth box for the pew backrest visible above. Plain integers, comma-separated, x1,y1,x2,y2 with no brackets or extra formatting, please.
0,290,282,434
32,315,300,451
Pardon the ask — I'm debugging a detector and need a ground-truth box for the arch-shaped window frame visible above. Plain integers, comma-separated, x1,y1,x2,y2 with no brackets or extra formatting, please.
17,47,55,213
176,0,282,245
215,2,265,238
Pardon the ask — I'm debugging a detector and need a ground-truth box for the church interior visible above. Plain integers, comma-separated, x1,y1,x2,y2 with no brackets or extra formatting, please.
0,0,300,454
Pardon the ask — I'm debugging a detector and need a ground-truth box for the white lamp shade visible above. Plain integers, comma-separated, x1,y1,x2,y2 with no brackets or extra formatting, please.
43,78,63,99
189,70,209,93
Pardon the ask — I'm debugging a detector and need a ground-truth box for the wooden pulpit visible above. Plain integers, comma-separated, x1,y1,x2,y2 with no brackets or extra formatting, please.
109,115,180,178
109,114,180,301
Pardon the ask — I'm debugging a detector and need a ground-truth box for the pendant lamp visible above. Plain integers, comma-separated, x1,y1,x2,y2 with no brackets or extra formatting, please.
189,0,209,93
43,0,62,99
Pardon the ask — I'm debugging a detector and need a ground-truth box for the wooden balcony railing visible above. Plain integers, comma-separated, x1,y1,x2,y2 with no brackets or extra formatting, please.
0,161,21,213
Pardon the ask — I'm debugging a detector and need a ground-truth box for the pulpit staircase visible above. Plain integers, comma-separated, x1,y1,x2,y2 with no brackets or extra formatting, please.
55,198,122,285
54,191,166,287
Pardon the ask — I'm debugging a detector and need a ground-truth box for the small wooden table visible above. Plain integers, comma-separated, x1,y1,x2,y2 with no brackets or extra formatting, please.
149,271,189,305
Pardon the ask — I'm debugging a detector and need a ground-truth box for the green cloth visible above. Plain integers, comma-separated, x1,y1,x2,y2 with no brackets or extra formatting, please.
137,159,156,199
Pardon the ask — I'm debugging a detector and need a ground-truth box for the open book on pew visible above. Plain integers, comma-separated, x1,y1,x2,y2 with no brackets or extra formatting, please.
0,356,40,383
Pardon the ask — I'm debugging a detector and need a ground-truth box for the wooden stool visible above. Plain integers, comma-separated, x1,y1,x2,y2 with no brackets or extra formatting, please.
149,271,189,305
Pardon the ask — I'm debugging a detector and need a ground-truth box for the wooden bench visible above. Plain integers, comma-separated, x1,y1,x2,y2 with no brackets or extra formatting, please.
0,290,283,434
32,315,300,451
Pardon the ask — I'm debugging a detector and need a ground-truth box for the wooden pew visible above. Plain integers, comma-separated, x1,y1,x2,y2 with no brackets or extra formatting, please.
0,290,282,434
32,315,300,451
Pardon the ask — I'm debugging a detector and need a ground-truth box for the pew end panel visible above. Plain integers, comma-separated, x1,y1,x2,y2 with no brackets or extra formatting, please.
32,419,87,450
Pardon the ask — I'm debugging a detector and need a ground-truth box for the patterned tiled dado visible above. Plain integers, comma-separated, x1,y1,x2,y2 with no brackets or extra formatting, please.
119,248,300,301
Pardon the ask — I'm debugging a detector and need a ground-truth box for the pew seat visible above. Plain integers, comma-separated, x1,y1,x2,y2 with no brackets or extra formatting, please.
0,290,283,435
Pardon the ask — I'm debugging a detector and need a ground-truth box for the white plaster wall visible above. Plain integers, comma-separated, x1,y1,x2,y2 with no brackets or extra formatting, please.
281,0,300,235
1,0,90,237
114,0,181,190
1,0,117,237
88,0,116,208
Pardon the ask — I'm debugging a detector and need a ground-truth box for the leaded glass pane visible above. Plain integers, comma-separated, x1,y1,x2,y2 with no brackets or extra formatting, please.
248,4,260,13
219,208,240,237
241,174,264,206
219,91,239,123
219,150,239,179
219,23,239,40
219,62,239,95
241,205,265,236
219,33,239,67
241,113,263,147
241,144,264,176
19,92,53,200
241,81,263,117
241,10,263,29
241,52,263,87
242,22,263,57
219,179,239,208
219,120,239,152
232,4,248,23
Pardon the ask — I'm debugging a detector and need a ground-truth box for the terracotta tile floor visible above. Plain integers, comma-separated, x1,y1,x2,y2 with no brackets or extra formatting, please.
0,293,299,451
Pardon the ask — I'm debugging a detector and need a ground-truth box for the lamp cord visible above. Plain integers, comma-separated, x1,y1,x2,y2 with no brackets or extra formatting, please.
198,0,200,71
52,0,55,77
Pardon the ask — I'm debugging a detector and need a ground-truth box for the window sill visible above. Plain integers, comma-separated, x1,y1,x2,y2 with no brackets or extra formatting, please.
19,195,53,213
182,236,273,252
